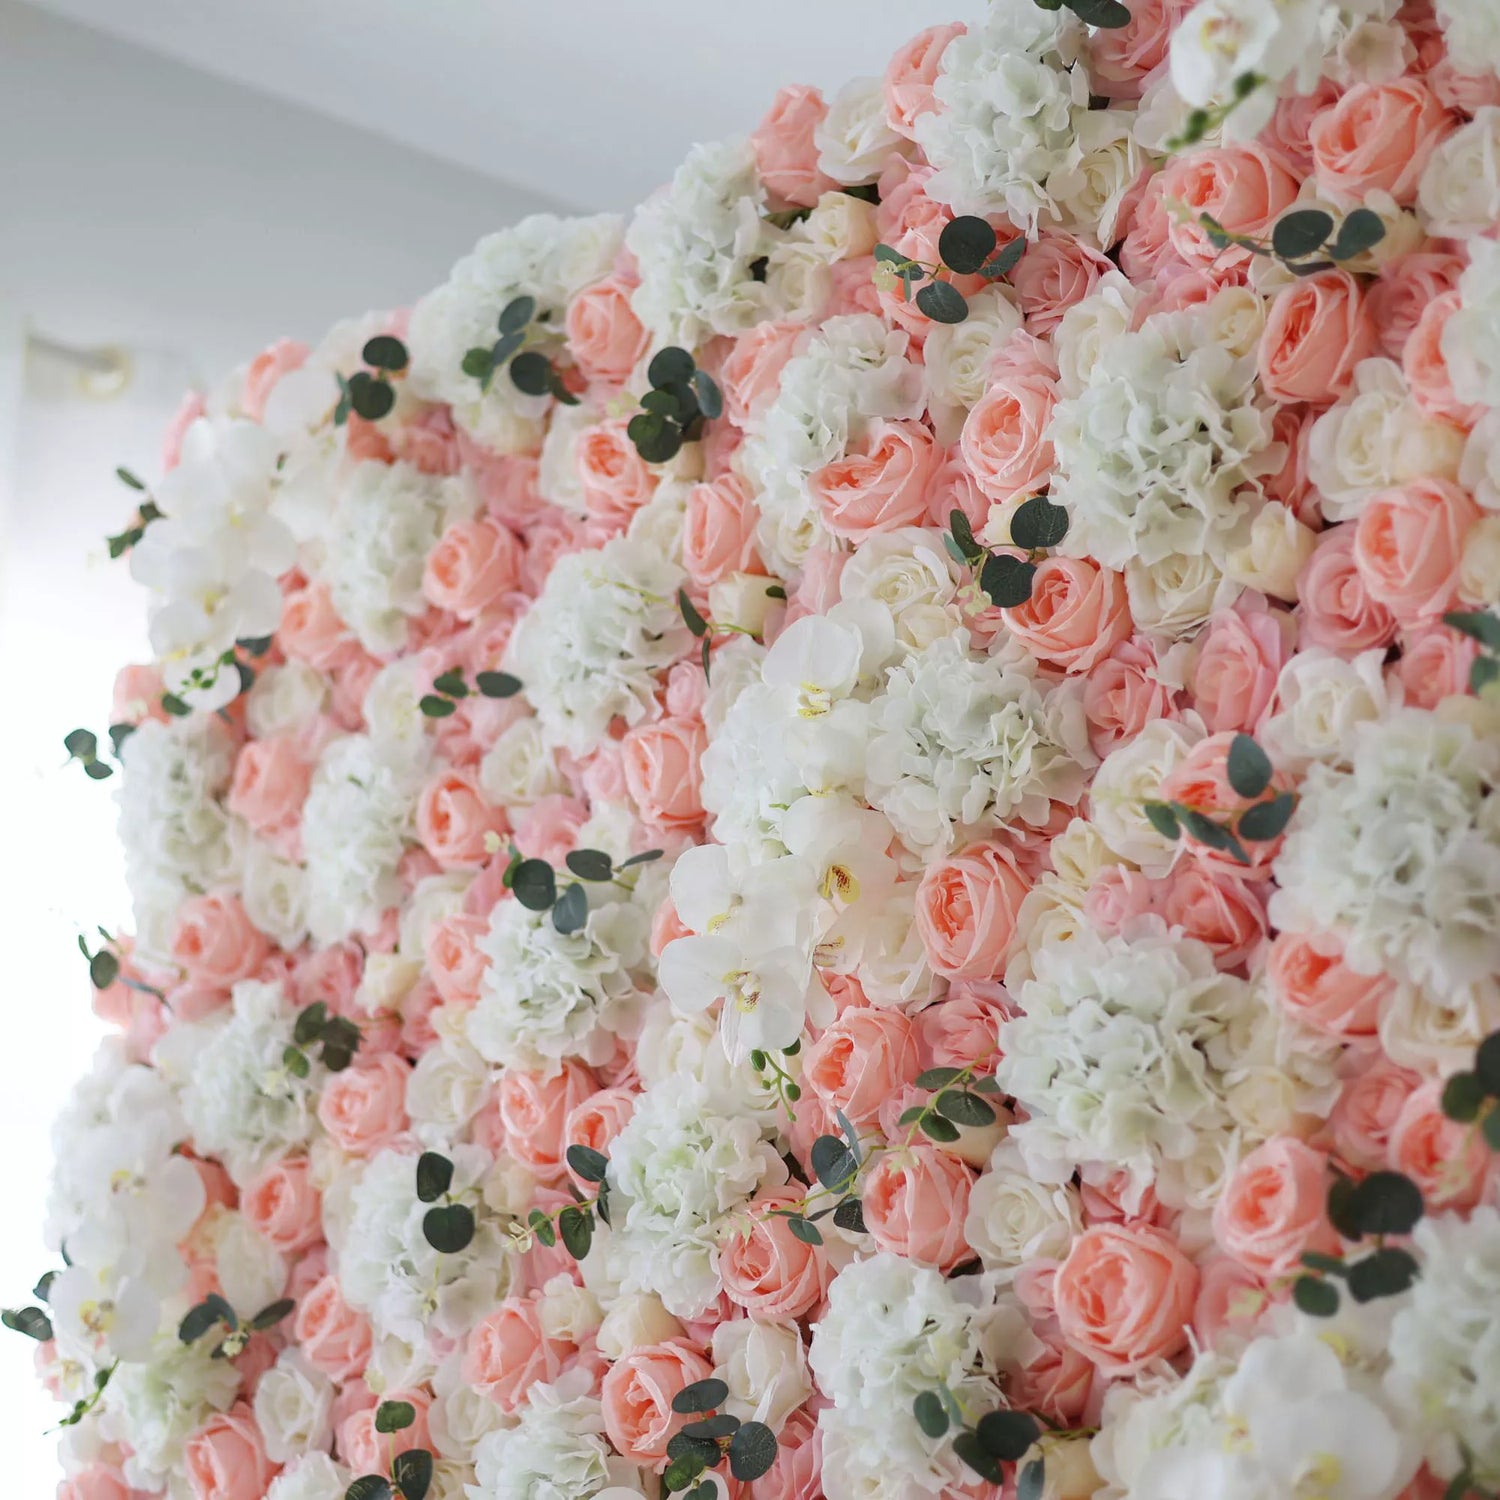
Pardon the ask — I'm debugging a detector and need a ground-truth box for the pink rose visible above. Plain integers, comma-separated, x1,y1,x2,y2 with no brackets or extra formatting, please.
960,339,1057,502
1190,603,1296,732
426,912,490,1007
1353,478,1478,626
760,1407,823,1500
914,842,1032,980
294,941,363,1016
1260,75,1340,177
465,1295,574,1411
241,338,309,422
810,419,938,540
1004,556,1132,674
170,892,269,991
1310,78,1452,204
1053,1223,1198,1375
565,278,650,386
339,1390,432,1476
883,23,965,138
563,1086,637,1182
1083,635,1180,757
1192,1255,1266,1350
1403,291,1482,429
242,1157,322,1254
1330,1058,1421,1170
1160,144,1300,268
57,1464,131,1500
1007,1320,1097,1426
917,983,1007,1074
803,1006,922,1125
513,793,587,867
112,662,168,726
1157,732,1286,879
720,1192,833,1320
576,419,659,530
416,769,504,869
228,737,310,842
601,1338,714,1466
1388,1081,1490,1210
751,85,834,208
1088,0,1194,98
1010,233,1116,336
683,475,762,589
1267,929,1387,1041
1086,866,1166,936
1259,271,1378,407
1393,623,1479,708
721,321,806,429
1212,1136,1340,1276
294,1275,372,1380
621,717,708,834
1161,863,1267,970
1367,250,1465,361
498,1061,598,1181
184,1404,279,1500
862,1146,974,1270
161,390,206,472
279,584,353,671
1119,172,1183,283
316,1054,409,1157
1297,524,1398,654
423,518,522,620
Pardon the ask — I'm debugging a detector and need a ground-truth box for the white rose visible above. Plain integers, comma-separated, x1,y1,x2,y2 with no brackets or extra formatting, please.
965,1143,1083,1275
1419,107,1500,238
1048,108,1142,249
1380,981,1494,1076
241,840,310,952
1460,517,1500,607
1259,649,1390,769
708,571,781,637
1436,0,1500,72
399,872,471,960
1222,501,1317,602
254,1350,335,1463
1445,240,1500,409
764,242,834,326
923,284,1025,414
1460,409,1500,512
266,1454,350,1500
596,1293,686,1360
356,953,420,1017
214,1214,286,1316
815,76,906,185
246,661,329,739
429,1353,508,1457
481,1155,539,1219
800,191,879,259
1003,879,1088,991
1053,274,1141,399
1125,551,1240,639
711,1318,812,1434
838,528,962,651
405,1034,490,1136
1047,816,1127,890
479,717,567,809
537,1275,603,1343
1087,717,1205,875
361,658,434,761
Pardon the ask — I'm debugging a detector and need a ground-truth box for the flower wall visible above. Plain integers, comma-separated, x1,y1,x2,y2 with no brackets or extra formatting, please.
14,1,1500,1499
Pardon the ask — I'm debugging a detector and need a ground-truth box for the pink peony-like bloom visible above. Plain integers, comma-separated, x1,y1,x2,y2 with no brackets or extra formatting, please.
802,1005,922,1125
316,1053,409,1157
416,768,505,868
883,23,965,138
1309,77,1453,205
1259,271,1379,407
862,1147,975,1270
621,717,707,834
497,1061,598,1181
810,419,939,540
241,1156,322,1255
1190,602,1296,733
465,1296,575,1411
721,1192,833,1320
170,892,270,992
1004,556,1132,674
1353,477,1478,627
423,517,523,620
1266,928,1387,1041
1212,1136,1340,1276
683,474,762,589
959,340,1057,503
1159,144,1300,269
751,85,835,208
914,842,1032,980
601,1338,714,1466
183,1404,279,1500
566,277,650,386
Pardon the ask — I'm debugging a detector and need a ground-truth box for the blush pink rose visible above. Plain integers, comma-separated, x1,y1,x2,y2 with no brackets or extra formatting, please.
228,737,310,841
1010,233,1115,335
1260,75,1340,178
426,912,490,1007
1004,556,1132,674
683,475,762,589
1353,478,1478,626
883,23,965,137
57,1464,131,1500
621,717,707,833
184,1404,279,1500
514,793,587,868
294,1276,372,1381
1119,172,1183,283
1297,524,1399,653
339,1390,432,1476
1161,863,1268,970
1393,623,1479,708
810,419,938,540
751,85,835,208
601,1338,715,1465
802,1006,922,1125
1403,291,1482,429
1310,78,1452,204
1266,929,1387,1041
1157,731,1286,879
1160,144,1300,268
1212,1136,1340,1276
1088,0,1194,98
112,662,168,725
1190,603,1296,732
498,1061,598,1181
563,1086,637,1182
1083,635,1180,757
720,1192,833,1320
241,338,309,422
242,1157,322,1255
465,1295,574,1411
1259,271,1378,407
760,1407,823,1500
422,518,523,620
1192,1255,1266,1351
279,583,353,671
862,1147,974,1270
1053,1223,1198,1376
566,278,650,386
293,941,363,1016
914,842,1032,980
721,321,806,429
576,419,659,529
1388,1080,1490,1210
959,342,1057,501
917,982,1007,1074
1330,1058,1422,1171
1007,1320,1098,1426
170,893,269,991
1367,250,1465,361
316,1054,409,1158
416,769,504,868
1086,866,1166,937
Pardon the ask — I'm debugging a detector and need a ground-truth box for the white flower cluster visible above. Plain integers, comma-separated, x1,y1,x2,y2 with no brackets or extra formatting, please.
470,1369,622,1500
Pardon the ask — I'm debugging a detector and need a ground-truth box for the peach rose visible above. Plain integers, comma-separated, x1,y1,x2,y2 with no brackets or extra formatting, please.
862,1146,975,1270
1404,291,1482,429
810,419,938,540
1310,78,1453,204
1083,635,1180,757
884,23,965,137
720,1192,833,1320
751,85,835,208
576,419,659,529
1158,732,1284,878
1266,929,1387,1041
621,717,707,833
1088,0,1193,98
278,583,352,671
422,517,522,620
566,277,650,386
959,346,1057,502
1212,1136,1340,1277
1004,556,1132,674
416,769,504,869
1086,866,1166,937
170,892,269,991
498,1061,598,1180
1388,1080,1490,1210
514,793,586,867
184,1404,279,1500
1010,233,1115,336
1053,1223,1198,1375
339,1390,432,1476
601,1338,714,1465
803,1006,922,1125
241,338,309,423
1192,1255,1266,1351
1330,1058,1422,1171
563,1086,637,1181
917,982,1007,1074
683,474,762,590
1119,172,1182,283
465,1295,574,1411
242,1157,322,1255
914,842,1032,980
1297,524,1398,653
1160,144,1300,268
293,941,363,1015
1161,863,1267,970
1353,477,1478,626
316,1054,409,1158
294,1275,372,1381
426,912,490,1008
1368,250,1465,361
57,1464,131,1500
1393,623,1478,709
1191,603,1296,732
1259,271,1378,408
1007,1320,1098,1426
229,737,310,841
721,321,806,429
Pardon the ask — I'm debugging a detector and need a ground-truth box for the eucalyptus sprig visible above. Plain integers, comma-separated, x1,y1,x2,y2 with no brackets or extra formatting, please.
335,335,410,425
105,466,162,558
873,217,1026,325
1198,205,1387,277
415,1149,478,1254
914,1391,1047,1500
345,1402,434,1500
749,1039,803,1120
1292,1170,1425,1317
1033,0,1130,25
418,665,523,719
662,1378,779,1493
897,1062,1004,1146
54,1361,117,1430
521,1144,613,1262
462,295,579,406
1444,610,1500,697
1438,1028,1500,1153
178,1291,295,1358
1142,733,1295,867
504,844,663,937
945,499,1070,609
283,1000,362,1078
676,585,778,681
627,347,724,464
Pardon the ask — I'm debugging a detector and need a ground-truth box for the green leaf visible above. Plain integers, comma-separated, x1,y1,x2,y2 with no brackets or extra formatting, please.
765,583,787,600
1472,655,1500,695
948,508,984,565
663,1458,709,1494
981,236,1027,280
1238,791,1296,842
1347,1246,1420,1303
682,1413,740,1440
432,669,468,698
179,1294,236,1343
345,1477,392,1500
1017,1458,1046,1500
421,1203,476,1254
667,1431,723,1469
551,882,589,936
528,1208,557,1248
565,849,614,883
498,295,536,334
84,759,115,780
282,1045,311,1078
678,587,709,638
935,1090,997,1127
1330,208,1387,261
692,369,723,421
461,347,494,380
2,1306,53,1341
250,1298,295,1331
1483,1107,1500,1153
919,1114,961,1143
672,1377,730,1415
418,695,457,718
1442,1072,1484,1123
1478,1031,1500,1095
115,466,146,490
1442,1472,1476,1500
490,330,525,370
475,671,522,699
320,1016,362,1070
107,722,136,757
362,335,409,372
1299,1250,1347,1277
393,1450,434,1500
1293,1275,1340,1317
1349,1171,1424,1236
347,372,395,421
509,351,553,397
558,1204,594,1261
980,553,1036,608
1143,801,1181,840
1226,734,1273,800
787,1215,824,1245
1271,209,1334,261
1176,805,1252,865
1443,610,1500,650
160,692,190,717
938,215,998,276
1009,495,1069,551
628,411,684,464
293,1001,327,1047
617,849,664,870
952,1431,1004,1485
915,279,969,324
376,1399,417,1434
913,1391,949,1439
89,950,119,990
416,1151,454,1204
810,1134,858,1191
873,243,907,265
1327,1174,1362,1240
511,859,558,912
916,1067,965,1090
64,728,98,760
728,1421,779,1481
33,1271,57,1303
640,389,682,420
833,1196,867,1233
977,1409,1040,1462
566,1144,609,1183
648,347,696,389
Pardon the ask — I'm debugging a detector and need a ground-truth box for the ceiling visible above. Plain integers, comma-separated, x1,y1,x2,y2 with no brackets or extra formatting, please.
20,0,979,212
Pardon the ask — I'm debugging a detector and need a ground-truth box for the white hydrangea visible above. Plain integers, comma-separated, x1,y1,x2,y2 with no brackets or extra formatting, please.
408,213,623,452
469,1370,619,1500
625,139,773,347
254,1349,335,1463
506,532,691,756
1443,237,1500,410
1270,709,1500,1008
240,836,310,951
267,1455,353,1500
1258,648,1392,771
606,1077,786,1317
1436,0,1500,76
